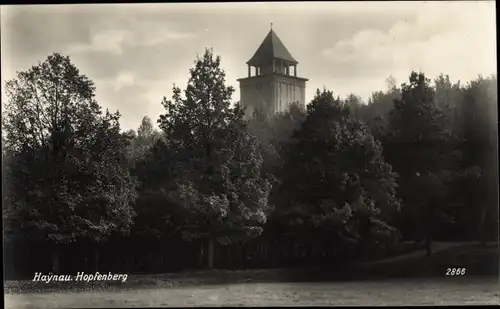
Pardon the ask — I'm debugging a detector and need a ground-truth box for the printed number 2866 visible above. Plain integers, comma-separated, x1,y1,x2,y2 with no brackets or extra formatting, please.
446,268,466,276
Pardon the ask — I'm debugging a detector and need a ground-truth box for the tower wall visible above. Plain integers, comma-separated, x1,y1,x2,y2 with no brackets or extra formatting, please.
238,74,307,119
239,76,275,118
274,75,307,114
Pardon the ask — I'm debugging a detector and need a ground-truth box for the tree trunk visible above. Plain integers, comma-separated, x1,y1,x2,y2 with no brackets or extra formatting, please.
52,246,60,273
354,216,371,259
478,206,488,246
23,252,29,278
208,237,215,269
426,201,433,257
94,250,100,272
199,241,204,268
263,241,268,266
425,235,432,257
127,256,132,272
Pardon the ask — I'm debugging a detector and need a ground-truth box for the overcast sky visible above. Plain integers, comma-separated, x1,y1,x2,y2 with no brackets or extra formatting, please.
1,2,496,131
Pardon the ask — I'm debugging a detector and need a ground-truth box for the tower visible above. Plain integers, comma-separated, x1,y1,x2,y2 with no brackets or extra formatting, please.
237,26,308,119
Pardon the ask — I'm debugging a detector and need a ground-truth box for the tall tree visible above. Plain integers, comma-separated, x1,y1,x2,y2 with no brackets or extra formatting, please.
362,76,402,136
433,74,463,131
131,137,179,240
158,48,271,269
2,53,137,272
137,116,154,139
248,103,307,236
344,93,364,120
457,75,498,243
386,72,455,255
386,75,398,92
277,89,401,259
127,116,162,166
248,102,306,181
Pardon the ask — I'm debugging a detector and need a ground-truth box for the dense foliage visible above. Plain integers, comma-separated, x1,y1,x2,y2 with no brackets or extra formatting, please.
272,90,400,257
3,51,497,276
3,54,137,271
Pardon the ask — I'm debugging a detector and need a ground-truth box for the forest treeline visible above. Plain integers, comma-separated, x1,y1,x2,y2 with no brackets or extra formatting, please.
2,50,498,277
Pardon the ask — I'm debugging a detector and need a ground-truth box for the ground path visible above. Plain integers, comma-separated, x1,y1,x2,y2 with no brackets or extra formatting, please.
5,241,498,308
358,241,470,266
5,278,498,307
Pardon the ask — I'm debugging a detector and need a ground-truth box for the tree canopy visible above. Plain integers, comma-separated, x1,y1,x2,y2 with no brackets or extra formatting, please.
3,53,137,245
3,50,497,276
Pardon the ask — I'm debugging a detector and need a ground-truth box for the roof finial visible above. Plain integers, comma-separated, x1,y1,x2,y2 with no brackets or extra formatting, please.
270,22,273,30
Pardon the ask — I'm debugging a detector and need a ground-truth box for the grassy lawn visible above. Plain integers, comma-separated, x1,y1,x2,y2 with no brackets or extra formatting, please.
5,279,499,307
4,242,499,307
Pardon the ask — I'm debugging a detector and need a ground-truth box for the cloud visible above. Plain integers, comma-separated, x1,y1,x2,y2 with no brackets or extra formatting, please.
113,72,136,91
128,20,197,46
66,19,196,56
2,2,496,130
319,1,496,97
67,29,131,55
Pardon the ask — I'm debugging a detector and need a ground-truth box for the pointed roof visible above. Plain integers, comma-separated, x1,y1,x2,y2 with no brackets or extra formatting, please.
247,29,298,66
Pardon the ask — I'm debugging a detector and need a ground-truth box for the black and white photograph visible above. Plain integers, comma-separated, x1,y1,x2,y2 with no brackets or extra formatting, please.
2,1,499,307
